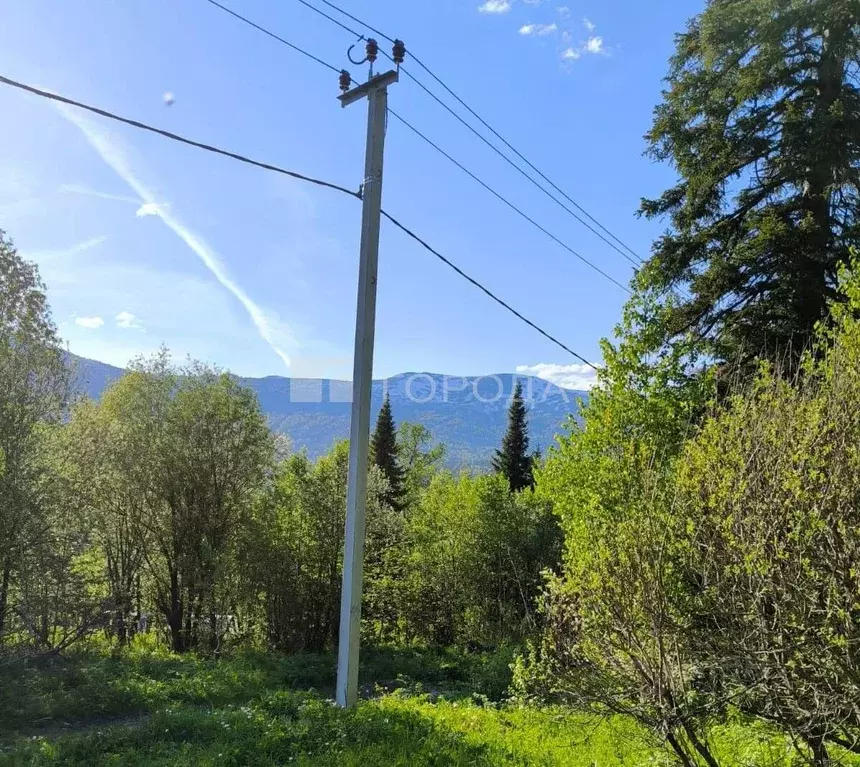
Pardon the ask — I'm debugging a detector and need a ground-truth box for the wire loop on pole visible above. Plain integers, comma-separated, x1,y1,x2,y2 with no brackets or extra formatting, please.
347,41,368,66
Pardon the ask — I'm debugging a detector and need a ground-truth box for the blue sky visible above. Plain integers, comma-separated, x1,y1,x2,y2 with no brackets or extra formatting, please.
0,0,702,389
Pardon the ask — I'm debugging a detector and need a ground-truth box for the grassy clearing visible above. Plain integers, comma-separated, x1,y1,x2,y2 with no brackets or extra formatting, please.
0,644,840,766
0,641,517,740
0,643,650,765
2,691,652,766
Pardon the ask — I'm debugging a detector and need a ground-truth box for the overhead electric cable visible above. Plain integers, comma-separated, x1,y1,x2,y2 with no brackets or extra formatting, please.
0,75,359,197
298,0,646,266
381,211,599,370
201,0,633,294
387,109,631,294
0,73,599,368
203,0,345,75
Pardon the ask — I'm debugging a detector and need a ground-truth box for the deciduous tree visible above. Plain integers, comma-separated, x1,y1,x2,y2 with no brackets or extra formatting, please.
397,421,445,508
0,231,70,641
93,352,272,652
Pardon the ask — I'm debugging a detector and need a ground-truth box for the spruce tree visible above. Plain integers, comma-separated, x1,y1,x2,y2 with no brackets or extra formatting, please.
639,0,860,370
493,382,534,492
370,393,406,510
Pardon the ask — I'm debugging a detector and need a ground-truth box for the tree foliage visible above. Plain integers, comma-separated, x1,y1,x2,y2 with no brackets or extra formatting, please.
0,230,70,643
492,383,534,492
243,441,396,651
670,264,860,763
60,352,273,652
370,394,406,511
640,0,860,368
404,471,560,646
533,297,716,765
532,256,860,764
55,399,146,644
397,421,445,508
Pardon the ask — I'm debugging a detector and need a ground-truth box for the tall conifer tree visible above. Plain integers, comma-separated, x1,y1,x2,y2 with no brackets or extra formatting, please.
493,382,534,492
639,0,860,370
370,393,406,510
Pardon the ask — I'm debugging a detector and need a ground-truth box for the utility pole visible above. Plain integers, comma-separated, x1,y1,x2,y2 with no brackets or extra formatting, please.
335,39,404,709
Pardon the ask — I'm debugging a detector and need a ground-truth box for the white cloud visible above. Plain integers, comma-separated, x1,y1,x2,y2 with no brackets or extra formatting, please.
583,17,596,31
560,32,609,62
59,105,296,371
44,259,254,372
557,5,570,16
75,316,104,329
520,22,557,36
115,311,143,330
135,201,161,217
478,0,511,13
585,35,604,53
58,184,138,205
516,363,599,391
23,236,107,263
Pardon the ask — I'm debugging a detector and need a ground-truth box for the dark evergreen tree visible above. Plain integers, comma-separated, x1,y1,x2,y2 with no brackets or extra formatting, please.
370,394,406,510
639,0,860,370
493,382,534,492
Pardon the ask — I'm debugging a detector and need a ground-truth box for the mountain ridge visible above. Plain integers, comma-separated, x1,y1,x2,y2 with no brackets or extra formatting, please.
69,355,587,469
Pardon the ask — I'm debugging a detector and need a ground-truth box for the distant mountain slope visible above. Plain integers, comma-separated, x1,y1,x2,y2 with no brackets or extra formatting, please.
68,355,587,470
68,355,126,399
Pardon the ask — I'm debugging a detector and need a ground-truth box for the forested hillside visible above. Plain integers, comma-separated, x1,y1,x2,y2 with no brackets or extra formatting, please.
70,354,586,469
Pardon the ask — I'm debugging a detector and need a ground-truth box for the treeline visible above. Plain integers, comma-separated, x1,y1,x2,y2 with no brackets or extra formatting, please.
513,0,860,764
0,230,560,656
248,438,558,652
525,278,860,766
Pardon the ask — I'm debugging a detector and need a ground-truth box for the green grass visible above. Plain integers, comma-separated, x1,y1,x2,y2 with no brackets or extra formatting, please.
0,639,527,735
2,692,654,766
0,643,848,766
0,641,518,741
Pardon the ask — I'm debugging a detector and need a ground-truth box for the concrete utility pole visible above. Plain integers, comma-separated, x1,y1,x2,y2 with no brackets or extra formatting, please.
335,40,402,709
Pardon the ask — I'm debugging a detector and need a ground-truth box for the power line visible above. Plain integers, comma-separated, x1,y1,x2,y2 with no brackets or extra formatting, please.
408,55,645,264
314,0,394,44
203,0,345,75
295,0,364,39
299,0,645,267
298,0,691,302
200,0,631,294
0,74,599,368
294,0,639,270
381,211,598,370
0,75,360,198
395,63,642,270
387,109,631,294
